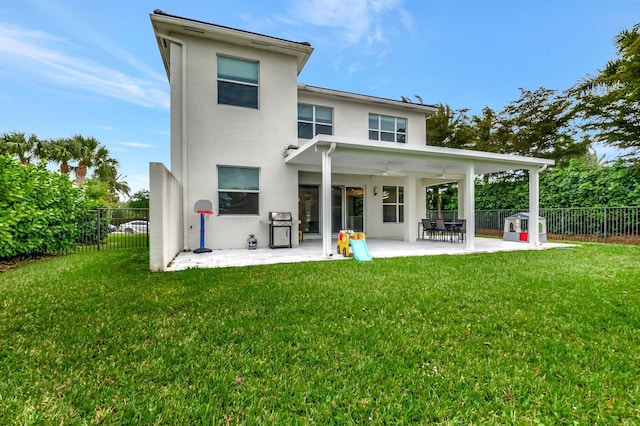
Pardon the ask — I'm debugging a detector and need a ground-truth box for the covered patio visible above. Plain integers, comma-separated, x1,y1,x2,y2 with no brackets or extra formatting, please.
166,237,571,271
285,135,555,257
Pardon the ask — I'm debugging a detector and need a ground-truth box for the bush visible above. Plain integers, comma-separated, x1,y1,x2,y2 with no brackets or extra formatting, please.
0,156,86,259
76,209,111,245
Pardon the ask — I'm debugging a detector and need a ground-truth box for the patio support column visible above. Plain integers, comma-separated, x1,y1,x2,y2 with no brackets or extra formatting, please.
463,162,475,250
404,176,418,242
418,180,428,236
528,167,541,246
457,179,465,219
319,143,336,257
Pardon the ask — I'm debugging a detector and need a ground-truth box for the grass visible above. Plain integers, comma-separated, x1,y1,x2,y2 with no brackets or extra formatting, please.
77,233,148,252
1,244,639,424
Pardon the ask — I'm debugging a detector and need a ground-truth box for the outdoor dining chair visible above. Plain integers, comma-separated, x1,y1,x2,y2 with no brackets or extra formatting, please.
454,219,466,242
421,218,435,239
434,218,448,241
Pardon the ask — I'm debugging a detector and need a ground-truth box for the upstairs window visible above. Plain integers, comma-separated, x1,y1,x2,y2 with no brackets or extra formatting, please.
218,166,260,215
217,56,259,109
369,114,406,143
382,185,404,223
298,104,333,139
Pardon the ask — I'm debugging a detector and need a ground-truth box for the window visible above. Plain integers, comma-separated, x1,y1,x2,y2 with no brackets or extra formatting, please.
218,166,259,215
217,56,259,108
368,114,406,143
382,185,404,223
298,104,333,139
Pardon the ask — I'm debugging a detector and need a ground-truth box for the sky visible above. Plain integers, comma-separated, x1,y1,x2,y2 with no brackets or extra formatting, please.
1,0,639,196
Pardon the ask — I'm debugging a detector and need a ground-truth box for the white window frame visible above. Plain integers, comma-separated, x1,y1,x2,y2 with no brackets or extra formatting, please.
369,113,407,143
298,103,333,139
217,166,260,216
382,185,404,223
217,55,259,109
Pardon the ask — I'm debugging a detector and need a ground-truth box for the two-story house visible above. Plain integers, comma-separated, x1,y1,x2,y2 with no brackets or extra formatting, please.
148,10,554,271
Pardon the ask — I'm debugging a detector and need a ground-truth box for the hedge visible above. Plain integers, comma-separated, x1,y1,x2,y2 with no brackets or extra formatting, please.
0,156,86,259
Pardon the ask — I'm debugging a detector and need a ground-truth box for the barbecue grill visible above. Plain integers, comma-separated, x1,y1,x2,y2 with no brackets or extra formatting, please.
268,211,293,248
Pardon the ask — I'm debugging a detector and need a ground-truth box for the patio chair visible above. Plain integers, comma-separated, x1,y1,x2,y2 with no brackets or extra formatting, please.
454,219,466,242
434,218,448,241
421,219,435,239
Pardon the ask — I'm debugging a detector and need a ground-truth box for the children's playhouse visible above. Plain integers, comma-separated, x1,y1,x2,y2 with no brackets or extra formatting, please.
503,212,547,243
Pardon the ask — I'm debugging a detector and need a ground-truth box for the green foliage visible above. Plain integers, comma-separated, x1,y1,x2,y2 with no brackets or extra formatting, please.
83,178,118,207
76,209,111,245
0,131,40,165
475,158,640,210
424,89,588,164
125,189,150,209
1,245,639,423
572,23,640,161
0,156,86,259
425,103,475,149
495,87,588,163
1,130,130,200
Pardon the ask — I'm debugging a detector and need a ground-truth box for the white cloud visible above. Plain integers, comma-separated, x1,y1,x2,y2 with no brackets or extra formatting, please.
285,0,411,47
118,142,154,148
0,23,169,109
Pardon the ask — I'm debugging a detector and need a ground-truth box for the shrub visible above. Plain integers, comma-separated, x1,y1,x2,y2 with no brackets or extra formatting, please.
0,156,86,259
76,208,111,245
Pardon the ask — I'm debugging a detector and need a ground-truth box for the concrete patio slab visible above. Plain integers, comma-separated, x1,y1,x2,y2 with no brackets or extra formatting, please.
165,237,572,271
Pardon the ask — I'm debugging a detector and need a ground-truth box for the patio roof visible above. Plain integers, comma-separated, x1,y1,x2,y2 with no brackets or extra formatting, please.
285,135,555,185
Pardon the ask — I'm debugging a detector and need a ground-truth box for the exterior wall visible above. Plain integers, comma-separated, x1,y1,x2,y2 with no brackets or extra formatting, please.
296,93,429,241
297,91,427,147
169,42,183,181
180,35,300,250
149,162,183,271
299,171,410,239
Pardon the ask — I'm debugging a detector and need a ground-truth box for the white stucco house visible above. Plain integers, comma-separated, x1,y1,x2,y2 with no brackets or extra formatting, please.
148,10,554,271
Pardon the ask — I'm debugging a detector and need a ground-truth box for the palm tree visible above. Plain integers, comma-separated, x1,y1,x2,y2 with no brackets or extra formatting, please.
70,134,100,185
47,137,76,175
92,147,131,199
1,131,38,165
110,173,131,200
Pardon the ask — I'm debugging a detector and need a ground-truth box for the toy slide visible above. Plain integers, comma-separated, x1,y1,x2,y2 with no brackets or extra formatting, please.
350,239,373,261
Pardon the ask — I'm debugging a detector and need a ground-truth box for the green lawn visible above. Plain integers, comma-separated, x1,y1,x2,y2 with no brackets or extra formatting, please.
1,245,639,424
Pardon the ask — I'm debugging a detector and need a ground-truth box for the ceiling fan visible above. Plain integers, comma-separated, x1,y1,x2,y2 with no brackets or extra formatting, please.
437,167,464,180
374,161,405,177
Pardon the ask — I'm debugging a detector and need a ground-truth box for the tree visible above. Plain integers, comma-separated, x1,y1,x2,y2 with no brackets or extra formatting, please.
494,87,588,164
46,137,76,175
126,190,149,209
0,131,39,165
572,23,640,161
70,134,101,186
425,103,475,149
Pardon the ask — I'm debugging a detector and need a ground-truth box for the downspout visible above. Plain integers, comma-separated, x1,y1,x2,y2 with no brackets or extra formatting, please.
157,33,189,251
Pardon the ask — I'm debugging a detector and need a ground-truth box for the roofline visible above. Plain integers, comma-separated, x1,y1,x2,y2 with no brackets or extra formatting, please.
298,83,438,115
150,10,314,75
286,135,556,169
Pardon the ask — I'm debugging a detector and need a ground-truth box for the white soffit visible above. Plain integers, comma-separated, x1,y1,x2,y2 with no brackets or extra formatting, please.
285,136,555,178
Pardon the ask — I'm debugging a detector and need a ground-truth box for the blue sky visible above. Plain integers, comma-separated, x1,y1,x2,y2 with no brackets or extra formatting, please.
1,0,639,196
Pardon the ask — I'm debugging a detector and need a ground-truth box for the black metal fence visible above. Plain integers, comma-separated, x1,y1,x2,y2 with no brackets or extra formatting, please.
428,206,640,244
76,208,149,252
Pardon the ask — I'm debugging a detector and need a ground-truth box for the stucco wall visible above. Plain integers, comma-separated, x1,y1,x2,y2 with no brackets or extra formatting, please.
297,91,428,147
299,171,423,239
149,162,183,271
177,35,300,250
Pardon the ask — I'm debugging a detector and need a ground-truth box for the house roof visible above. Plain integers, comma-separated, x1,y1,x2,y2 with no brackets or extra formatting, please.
298,84,438,115
150,10,314,76
285,136,555,185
